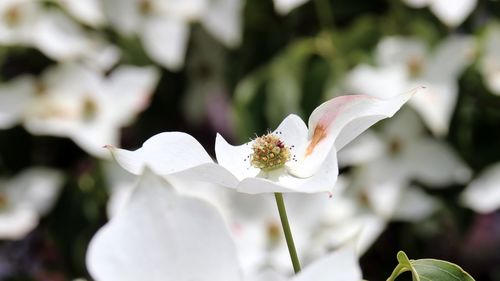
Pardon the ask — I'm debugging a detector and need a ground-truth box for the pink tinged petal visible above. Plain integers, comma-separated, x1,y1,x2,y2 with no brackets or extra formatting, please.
430,0,476,27
460,163,500,214
290,89,418,178
140,16,189,71
291,247,362,281
0,75,36,129
108,132,239,187
86,171,242,281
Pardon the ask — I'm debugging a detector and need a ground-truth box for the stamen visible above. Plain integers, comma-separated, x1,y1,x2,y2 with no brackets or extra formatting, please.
250,133,291,171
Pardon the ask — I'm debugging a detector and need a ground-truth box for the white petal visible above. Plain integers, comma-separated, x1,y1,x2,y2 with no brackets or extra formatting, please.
101,0,141,35
86,171,242,281
393,187,439,222
290,89,418,178
480,24,500,95
402,0,430,8
215,133,258,180
7,167,64,215
430,0,476,27
402,138,472,186
108,132,213,174
460,163,500,214
202,0,242,47
140,16,189,70
0,208,38,240
0,75,36,129
292,247,362,281
424,36,476,82
273,114,309,149
408,81,457,136
32,10,91,61
105,65,160,124
337,131,385,167
108,132,240,187
153,0,208,20
57,0,106,27
273,0,310,15
353,214,386,255
344,64,408,99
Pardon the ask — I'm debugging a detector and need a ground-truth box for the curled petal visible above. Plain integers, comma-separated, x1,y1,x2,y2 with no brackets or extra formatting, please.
290,88,419,178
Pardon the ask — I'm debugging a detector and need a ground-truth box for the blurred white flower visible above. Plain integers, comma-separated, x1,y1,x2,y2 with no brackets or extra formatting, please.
0,0,119,68
402,0,476,27
56,0,106,27
0,167,63,240
0,75,36,129
23,63,159,157
338,109,471,221
107,90,418,194
102,0,242,70
273,0,309,15
86,170,362,281
460,162,500,214
480,23,500,96
346,35,475,136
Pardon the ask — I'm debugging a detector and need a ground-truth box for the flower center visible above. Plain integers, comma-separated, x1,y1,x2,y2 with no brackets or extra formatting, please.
82,97,98,122
407,56,423,78
250,133,291,171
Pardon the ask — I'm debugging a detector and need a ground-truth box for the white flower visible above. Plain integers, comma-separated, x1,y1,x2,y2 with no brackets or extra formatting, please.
0,167,63,240
0,0,119,68
402,0,476,27
460,162,500,214
3,63,160,158
107,89,418,194
103,0,242,70
480,23,500,96
86,170,363,281
346,35,475,136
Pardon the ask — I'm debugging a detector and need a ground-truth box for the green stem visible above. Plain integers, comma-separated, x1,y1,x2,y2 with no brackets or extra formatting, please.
274,193,301,274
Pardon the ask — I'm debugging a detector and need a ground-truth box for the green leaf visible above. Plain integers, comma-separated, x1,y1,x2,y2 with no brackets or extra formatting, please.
387,251,475,281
